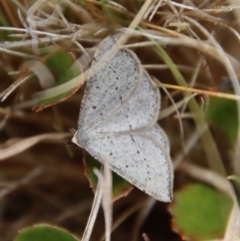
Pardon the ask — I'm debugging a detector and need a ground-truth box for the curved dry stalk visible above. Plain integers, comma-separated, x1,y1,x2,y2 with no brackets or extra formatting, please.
64,0,95,23
84,161,112,241
159,94,197,119
86,0,128,13
11,0,27,13
179,60,203,115
131,197,156,241
56,198,93,223
0,132,71,161
99,201,146,241
0,168,42,198
142,233,151,241
81,180,103,241
0,35,69,49
0,46,36,58
116,0,156,46
94,161,112,241
173,127,207,170
159,80,185,155
144,0,163,21
0,26,69,38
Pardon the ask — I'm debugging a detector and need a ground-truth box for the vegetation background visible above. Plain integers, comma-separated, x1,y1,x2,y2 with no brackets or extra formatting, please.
0,1,240,241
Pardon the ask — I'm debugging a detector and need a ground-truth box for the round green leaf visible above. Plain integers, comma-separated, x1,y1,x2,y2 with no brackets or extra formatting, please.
34,49,82,111
15,224,80,241
171,184,232,241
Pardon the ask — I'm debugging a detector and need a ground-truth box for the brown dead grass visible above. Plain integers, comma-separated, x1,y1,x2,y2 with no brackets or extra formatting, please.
0,0,240,240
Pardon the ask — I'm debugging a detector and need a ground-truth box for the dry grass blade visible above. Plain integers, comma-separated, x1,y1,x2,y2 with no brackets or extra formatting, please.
142,233,151,241
81,179,103,241
0,168,41,199
94,159,112,241
131,197,156,241
0,74,34,101
0,133,71,160
159,94,197,119
159,83,240,101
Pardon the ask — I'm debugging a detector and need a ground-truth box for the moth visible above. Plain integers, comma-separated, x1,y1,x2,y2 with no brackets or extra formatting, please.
72,35,173,202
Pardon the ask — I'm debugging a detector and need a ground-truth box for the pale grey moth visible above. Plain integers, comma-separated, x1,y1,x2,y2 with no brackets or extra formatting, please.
72,35,173,202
